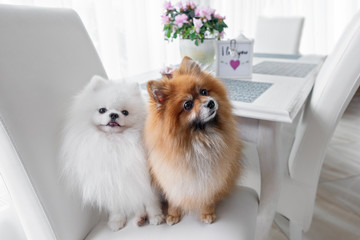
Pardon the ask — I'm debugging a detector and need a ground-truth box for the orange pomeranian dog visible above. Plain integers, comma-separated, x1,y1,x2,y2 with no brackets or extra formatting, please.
144,57,242,225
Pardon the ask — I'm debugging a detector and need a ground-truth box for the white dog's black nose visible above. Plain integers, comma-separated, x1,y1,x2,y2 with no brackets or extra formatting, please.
110,113,119,120
207,100,215,109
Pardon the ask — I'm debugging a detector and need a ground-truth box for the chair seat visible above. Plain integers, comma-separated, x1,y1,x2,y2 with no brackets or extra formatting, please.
86,186,258,240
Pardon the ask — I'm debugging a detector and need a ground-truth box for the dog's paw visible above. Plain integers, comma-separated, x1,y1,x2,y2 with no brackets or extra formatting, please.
166,214,181,226
149,213,165,225
107,218,126,231
201,213,216,224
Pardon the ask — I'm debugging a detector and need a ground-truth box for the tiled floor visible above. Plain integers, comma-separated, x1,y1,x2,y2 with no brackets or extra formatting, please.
1,95,360,239
270,94,360,240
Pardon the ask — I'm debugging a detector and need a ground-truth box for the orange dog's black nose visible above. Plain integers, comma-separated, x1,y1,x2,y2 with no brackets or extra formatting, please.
207,100,215,109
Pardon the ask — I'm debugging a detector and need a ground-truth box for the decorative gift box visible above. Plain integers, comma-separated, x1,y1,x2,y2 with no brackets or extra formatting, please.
215,36,254,79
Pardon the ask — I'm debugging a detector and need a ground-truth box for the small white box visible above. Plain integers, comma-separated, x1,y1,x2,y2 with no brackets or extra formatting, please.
215,38,254,79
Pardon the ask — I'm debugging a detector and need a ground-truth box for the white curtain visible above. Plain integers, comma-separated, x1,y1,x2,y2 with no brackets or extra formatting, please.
0,0,180,78
1,0,360,79
200,0,360,56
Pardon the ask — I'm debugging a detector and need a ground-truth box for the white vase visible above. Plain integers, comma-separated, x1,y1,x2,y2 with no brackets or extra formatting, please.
179,39,216,65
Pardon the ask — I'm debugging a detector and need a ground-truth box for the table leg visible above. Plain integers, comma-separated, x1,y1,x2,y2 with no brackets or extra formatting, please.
255,120,285,240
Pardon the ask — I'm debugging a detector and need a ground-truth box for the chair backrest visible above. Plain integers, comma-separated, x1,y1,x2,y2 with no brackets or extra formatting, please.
0,5,107,240
286,10,360,228
254,16,304,54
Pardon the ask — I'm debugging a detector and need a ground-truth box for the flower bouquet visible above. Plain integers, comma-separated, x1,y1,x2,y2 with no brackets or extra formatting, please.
162,1,228,46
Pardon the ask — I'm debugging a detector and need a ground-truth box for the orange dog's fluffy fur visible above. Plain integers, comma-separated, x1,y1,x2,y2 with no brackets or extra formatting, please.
145,57,242,225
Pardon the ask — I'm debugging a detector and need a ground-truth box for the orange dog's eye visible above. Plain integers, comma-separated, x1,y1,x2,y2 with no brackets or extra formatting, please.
200,89,209,96
183,100,193,111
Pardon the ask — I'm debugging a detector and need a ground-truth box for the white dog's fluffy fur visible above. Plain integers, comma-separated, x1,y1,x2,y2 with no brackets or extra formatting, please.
60,75,163,231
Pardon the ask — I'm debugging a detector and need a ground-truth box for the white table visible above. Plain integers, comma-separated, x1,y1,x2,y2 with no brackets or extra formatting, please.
232,55,323,122
133,55,324,240
233,55,324,240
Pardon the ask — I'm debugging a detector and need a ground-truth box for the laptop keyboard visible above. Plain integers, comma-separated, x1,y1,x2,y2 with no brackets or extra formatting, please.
253,61,317,78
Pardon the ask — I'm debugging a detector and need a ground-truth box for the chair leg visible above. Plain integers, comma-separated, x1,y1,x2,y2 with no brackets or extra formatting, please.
289,220,303,240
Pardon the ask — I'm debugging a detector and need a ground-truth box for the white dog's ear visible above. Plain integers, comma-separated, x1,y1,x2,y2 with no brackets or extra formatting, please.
132,82,142,96
87,75,107,91
121,80,141,95
131,82,140,91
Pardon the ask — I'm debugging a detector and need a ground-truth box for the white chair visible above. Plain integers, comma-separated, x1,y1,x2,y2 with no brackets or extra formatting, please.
254,16,304,55
0,5,259,240
275,10,360,240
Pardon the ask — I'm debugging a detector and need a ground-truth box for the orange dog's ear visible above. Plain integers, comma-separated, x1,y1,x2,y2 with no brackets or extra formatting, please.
162,73,172,81
147,80,167,104
177,56,202,75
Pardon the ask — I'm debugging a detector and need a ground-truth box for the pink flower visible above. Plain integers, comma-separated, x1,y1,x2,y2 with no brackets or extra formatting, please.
164,1,173,10
161,15,170,24
196,7,213,20
185,1,196,9
176,2,184,10
193,18,203,33
214,13,224,19
174,14,188,27
194,8,200,16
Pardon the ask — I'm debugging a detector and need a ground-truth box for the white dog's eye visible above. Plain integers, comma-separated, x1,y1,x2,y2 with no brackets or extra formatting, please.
121,110,129,116
99,108,107,114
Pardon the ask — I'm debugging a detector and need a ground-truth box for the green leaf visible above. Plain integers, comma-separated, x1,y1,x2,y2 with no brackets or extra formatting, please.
166,29,172,38
188,9,195,18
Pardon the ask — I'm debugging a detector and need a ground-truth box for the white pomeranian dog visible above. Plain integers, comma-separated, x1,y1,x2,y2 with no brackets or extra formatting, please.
60,75,164,231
